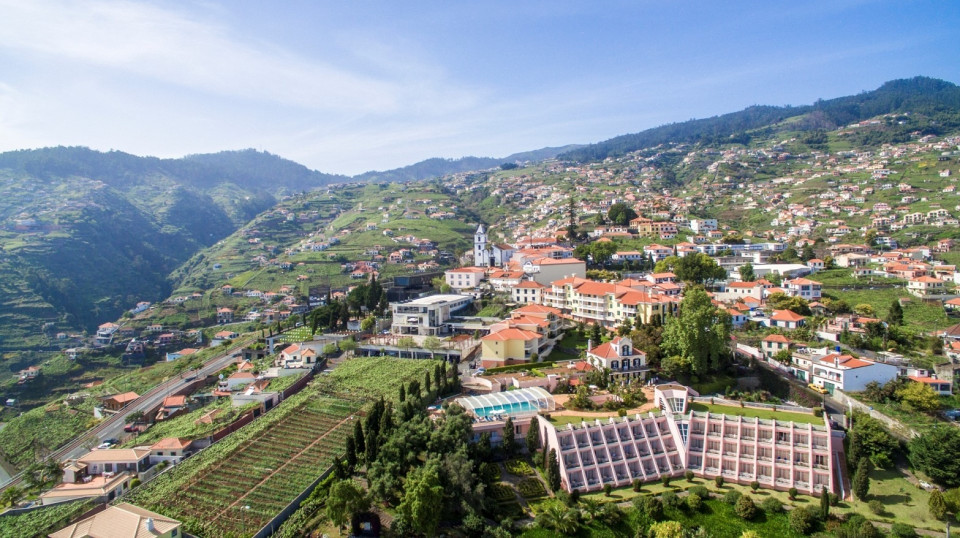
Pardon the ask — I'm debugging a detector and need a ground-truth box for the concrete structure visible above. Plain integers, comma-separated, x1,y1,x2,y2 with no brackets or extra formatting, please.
390,294,473,336
535,385,835,495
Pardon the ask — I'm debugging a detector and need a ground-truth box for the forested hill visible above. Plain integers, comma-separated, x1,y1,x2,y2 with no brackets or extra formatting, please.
559,76,960,163
353,144,583,183
0,148,347,349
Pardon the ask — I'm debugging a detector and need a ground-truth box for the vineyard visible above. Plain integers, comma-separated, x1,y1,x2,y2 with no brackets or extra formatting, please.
127,357,441,536
129,395,358,536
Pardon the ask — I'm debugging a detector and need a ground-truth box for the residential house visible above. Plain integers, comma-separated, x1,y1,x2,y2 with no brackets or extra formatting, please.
906,376,953,396
908,276,945,297
511,280,547,304
148,438,194,465
761,334,791,359
156,395,188,421
444,266,486,290
216,308,234,324
49,503,182,538
480,328,543,368
783,278,822,300
585,336,648,383
769,310,806,329
808,353,899,394
102,392,139,412
276,343,321,368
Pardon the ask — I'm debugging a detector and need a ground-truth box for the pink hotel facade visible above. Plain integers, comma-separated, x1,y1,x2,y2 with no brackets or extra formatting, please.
535,385,839,496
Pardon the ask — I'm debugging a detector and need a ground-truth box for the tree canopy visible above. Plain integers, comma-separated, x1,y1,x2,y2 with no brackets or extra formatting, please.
661,286,732,375
654,253,726,284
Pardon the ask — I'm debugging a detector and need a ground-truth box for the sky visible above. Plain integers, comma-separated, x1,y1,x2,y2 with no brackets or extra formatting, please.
0,1,957,176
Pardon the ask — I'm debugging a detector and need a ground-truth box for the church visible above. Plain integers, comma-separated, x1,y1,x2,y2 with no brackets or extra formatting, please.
473,224,515,268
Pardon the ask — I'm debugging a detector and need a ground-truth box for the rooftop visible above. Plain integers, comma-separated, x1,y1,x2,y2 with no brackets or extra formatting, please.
688,402,821,425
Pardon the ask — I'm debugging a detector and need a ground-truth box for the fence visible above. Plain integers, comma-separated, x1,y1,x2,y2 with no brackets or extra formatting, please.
829,389,919,440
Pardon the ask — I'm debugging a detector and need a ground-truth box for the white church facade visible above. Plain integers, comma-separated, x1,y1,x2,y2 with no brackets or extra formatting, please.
474,225,515,268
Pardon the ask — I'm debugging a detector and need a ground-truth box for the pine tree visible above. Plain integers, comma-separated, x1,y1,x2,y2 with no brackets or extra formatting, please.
853,458,871,500
929,489,947,520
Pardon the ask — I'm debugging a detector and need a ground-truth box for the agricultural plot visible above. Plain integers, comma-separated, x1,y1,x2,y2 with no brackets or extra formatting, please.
131,396,358,536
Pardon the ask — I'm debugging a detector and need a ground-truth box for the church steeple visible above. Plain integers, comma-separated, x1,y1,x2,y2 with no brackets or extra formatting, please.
474,224,488,267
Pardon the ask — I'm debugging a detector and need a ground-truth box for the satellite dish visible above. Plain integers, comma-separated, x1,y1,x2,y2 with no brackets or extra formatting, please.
218,374,224,380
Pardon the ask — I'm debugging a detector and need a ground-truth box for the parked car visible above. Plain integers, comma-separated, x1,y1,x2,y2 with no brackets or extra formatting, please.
807,383,829,395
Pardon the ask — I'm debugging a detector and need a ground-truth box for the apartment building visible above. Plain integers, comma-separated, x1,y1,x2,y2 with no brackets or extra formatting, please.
444,267,486,290
390,294,473,336
540,277,679,327
535,385,835,495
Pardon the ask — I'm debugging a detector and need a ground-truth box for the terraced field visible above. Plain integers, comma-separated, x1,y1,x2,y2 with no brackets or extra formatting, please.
131,396,358,536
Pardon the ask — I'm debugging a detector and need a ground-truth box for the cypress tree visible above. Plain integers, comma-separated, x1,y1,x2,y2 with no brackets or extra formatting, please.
424,371,432,396
398,384,406,403
547,449,561,492
345,435,357,470
502,417,516,457
526,422,541,454
929,489,947,520
853,458,871,500
820,486,829,521
353,420,365,457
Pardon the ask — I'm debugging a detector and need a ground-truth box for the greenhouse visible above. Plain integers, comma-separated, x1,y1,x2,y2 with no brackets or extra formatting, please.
456,387,555,421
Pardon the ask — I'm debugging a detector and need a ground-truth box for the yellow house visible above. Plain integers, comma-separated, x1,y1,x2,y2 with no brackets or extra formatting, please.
480,328,542,368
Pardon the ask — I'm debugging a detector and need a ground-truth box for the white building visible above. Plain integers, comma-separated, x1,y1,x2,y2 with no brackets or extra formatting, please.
445,267,486,290
808,352,899,394
391,294,473,336
690,219,718,234
585,336,649,383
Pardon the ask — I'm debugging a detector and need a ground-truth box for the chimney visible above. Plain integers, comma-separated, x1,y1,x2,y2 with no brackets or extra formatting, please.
834,356,840,368
145,518,155,532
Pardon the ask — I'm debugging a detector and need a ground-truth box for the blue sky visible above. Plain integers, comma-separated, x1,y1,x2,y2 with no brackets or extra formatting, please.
0,1,957,175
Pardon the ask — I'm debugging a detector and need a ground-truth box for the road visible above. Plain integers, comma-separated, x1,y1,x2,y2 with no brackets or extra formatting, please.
0,340,248,492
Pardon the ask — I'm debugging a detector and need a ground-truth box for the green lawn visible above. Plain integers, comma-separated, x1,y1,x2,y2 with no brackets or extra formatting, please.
688,402,822,425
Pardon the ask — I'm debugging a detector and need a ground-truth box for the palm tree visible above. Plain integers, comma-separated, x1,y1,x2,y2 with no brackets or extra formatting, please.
537,502,580,534
579,497,602,521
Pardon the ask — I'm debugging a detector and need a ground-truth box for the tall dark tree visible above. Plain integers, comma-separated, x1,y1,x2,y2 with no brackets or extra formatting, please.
820,486,830,521
607,202,638,226
547,449,561,492
502,417,516,457
424,371,432,396
526,421,541,454
908,426,960,487
353,420,365,459
398,384,406,403
345,435,357,470
887,300,904,326
739,263,756,282
852,458,871,500
566,196,579,241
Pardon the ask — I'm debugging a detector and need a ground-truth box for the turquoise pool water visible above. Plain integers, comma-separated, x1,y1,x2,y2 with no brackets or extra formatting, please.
474,401,539,419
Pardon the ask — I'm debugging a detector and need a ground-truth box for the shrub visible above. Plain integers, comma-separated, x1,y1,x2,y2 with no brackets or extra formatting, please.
661,475,671,487
130,478,141,488
642,496,664,521
569,489,580,505
735,495,757,520
603,483,612,497
714,476,724,488
723,489,742,505
889,523,918,538
868,499,884,515
489,483,516,502
685,470,695,482
789,506,816,534
618,408,627,417
688,485,710,499
686,492,702,512
788,487,798,500
480,462,501,483
813,406,823,417
632,479,642,492
661,489,680,509
750,480,759,492
858,520,881,538
517,478,547,499
828,492,839,506
761,496,782,514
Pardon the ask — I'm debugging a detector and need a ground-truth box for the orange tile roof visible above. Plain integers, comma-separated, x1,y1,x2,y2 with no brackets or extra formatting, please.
763,334,790,343
771,310,805,322
481,328,541,341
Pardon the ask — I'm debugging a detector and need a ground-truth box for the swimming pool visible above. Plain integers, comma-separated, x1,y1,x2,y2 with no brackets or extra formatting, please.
473,401,541,419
